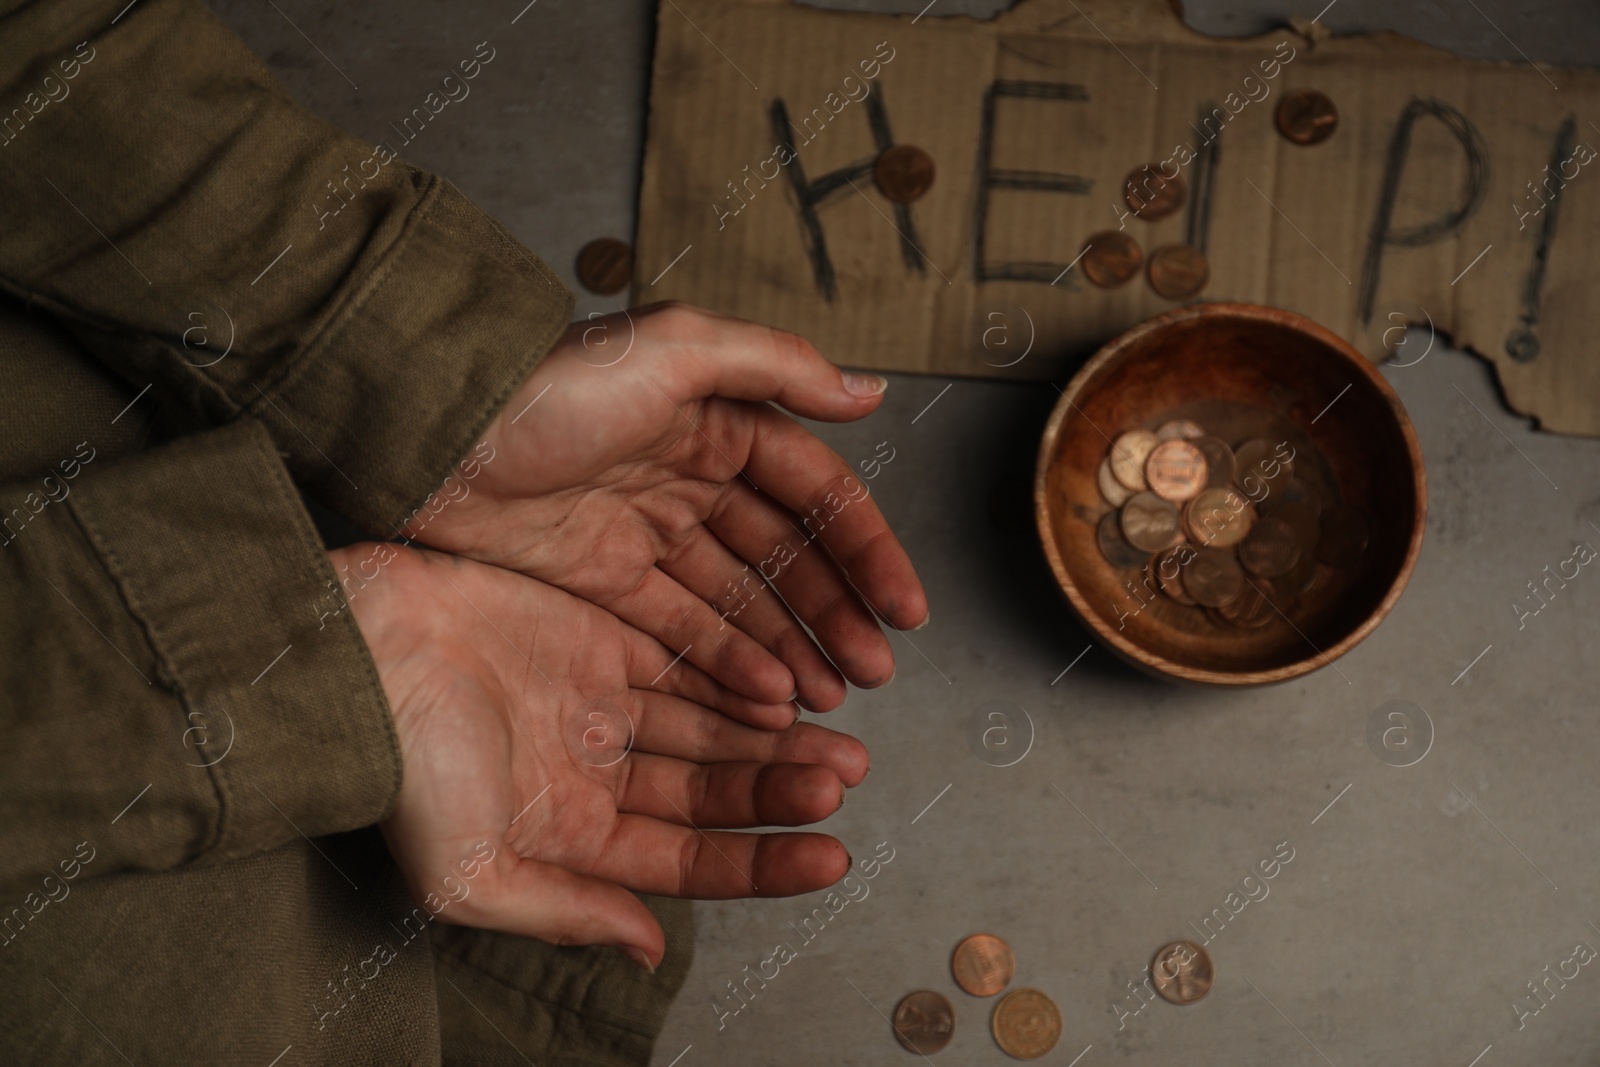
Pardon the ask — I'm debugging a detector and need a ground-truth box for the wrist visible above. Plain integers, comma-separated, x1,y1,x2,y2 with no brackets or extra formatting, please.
393,434,506,545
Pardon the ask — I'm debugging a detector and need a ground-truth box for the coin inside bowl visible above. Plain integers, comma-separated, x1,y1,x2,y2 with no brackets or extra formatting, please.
1034,303,1425,685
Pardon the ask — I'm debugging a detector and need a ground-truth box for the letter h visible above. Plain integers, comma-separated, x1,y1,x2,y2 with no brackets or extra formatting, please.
769,87,926,301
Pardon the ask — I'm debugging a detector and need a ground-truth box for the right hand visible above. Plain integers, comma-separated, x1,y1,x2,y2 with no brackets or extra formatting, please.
412,302,929,723
333,543,868,969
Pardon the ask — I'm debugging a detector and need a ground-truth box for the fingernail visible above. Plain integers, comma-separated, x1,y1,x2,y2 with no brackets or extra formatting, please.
912,611,931,631
788,689,799,702
842,372,888,398
836,787,846,812
617,945,656,975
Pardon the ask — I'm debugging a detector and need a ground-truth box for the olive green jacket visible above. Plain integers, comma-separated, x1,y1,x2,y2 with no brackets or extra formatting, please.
0,1,689,1063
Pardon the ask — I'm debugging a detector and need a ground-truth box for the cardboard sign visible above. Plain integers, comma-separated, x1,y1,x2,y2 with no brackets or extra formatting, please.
636,0,1600,436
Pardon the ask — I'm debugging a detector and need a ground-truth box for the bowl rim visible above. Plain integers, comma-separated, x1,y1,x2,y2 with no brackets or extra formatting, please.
1033,301,1428,687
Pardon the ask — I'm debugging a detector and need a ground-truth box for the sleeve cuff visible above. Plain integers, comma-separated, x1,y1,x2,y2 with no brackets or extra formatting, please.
249,176,574,535
63,418,403,868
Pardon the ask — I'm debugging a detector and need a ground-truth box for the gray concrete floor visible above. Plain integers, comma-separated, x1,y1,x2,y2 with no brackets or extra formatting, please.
211,0,1600,1062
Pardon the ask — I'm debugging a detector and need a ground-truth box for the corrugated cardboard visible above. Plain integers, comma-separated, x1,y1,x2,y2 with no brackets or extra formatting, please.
636,0,1600,436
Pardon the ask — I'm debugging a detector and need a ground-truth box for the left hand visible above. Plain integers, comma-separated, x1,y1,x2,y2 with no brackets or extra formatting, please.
412,302,928,726
338,543,868,970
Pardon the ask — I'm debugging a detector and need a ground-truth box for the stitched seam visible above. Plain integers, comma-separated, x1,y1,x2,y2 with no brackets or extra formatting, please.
0,279,244,420
248,424,407,821
431,946,667,1041
359,181,574,528
241,171,573,533
61,496,231,857
247,169,439,405
395,291,569,529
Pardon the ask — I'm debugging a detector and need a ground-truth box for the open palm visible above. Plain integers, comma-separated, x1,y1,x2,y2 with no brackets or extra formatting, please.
415,303,928,723
336,544,869,967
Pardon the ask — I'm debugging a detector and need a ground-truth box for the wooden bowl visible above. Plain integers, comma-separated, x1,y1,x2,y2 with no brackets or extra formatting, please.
1034,303,1426,686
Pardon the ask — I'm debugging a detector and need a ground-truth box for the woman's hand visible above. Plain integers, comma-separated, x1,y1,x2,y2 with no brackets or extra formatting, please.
411,303,928,723
335,543,870,970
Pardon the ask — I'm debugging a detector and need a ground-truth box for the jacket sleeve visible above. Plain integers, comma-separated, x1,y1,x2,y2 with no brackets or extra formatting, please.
0,0,572,535
0,418,402,897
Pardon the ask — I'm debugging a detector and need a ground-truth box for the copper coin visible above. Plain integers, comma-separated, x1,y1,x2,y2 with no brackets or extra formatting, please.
953,933,1016,997
1110,430,1160,491
991,988,1062,1060
1276,547,1320,597
1150,543,1198,605
1184,488,1254,549
1191,435,1237,490
1215,576,1277,629
1237,515,1302,578
1276,89,1340,146
1097,511,1149,569
1098,457,1133,507
1146,244,1210,301
1123,163,1186,221
1081,231,1144,289
1318,504,1370,567
874,144,936,204
575,238,634,295
1150,940,1214,1005
1181,548,1244,608
893,990,955,1054
1228,438,1292,489
1294,449,1343,508
1156,419,1204,441
1145,440,1208,503
1121,492,1182,553
1260,477,1322,519
1269,499,1322,550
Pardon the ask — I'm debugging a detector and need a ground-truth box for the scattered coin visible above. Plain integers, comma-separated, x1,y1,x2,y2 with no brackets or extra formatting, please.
1191,435,1237,490
1123,164,1186,222
1150,940,1214,1005
875,144,936,204
1110,430,1160,491
1237,516,1302,578
1215,575,1277,628
1145,440,1208,503
1081,231,1144,289
1182,548,1244,608
1122,492,1183,553
1157,419,1204,441
893,990,955,1055
1147,244,1210,301
1098,457,1133,507
1184,488,1254,549
575,237,634,295
991,988,1062,1060
1151,544,1198,605
953,933,1016,998
1318,504,1370,567
1275,89,1340,146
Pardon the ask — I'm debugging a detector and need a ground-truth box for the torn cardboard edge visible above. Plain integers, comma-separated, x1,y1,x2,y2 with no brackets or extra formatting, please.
636,0,1600,436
